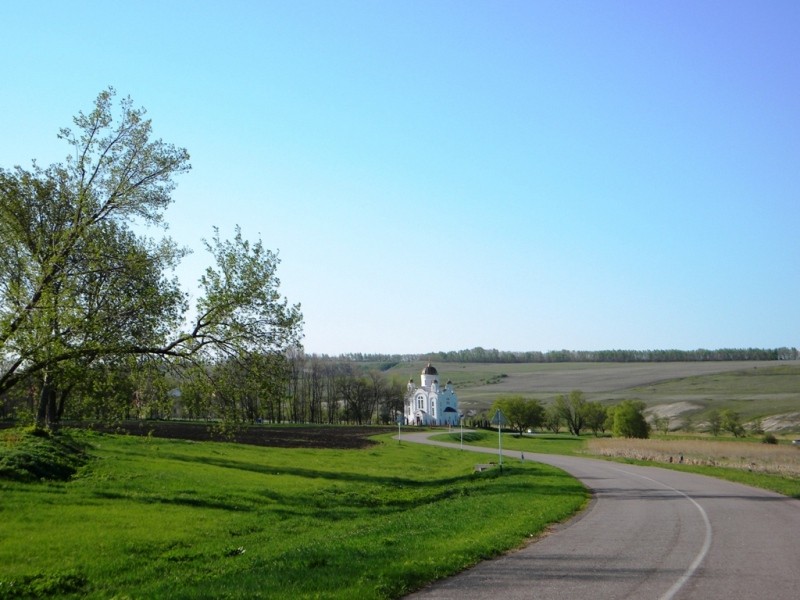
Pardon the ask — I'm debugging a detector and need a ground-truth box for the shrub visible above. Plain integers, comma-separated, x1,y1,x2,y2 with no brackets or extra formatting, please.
0,570,88,598
0,428,90,482
761,433,778,445
609,400,650,439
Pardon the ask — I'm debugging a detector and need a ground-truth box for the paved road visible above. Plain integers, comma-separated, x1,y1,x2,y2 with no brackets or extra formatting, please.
401,432,800,600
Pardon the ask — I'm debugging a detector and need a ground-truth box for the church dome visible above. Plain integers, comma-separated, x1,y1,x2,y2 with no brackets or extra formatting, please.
422,363,438,375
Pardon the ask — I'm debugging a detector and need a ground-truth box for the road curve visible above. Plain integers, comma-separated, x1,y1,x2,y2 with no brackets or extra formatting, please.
401,432,800,600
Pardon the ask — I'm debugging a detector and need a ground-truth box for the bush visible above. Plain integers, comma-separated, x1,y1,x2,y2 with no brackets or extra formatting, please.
0,428,90,482
610,400,650,439
0,570,88,598
761,433,778,445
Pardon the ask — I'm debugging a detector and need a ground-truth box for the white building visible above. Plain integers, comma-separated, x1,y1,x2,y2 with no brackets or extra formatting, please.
404,363,459,426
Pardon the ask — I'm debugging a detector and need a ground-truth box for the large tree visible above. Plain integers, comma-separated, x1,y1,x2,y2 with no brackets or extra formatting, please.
492,395,544,435
0,89,302,425
583,401,608,436
553,390,588,436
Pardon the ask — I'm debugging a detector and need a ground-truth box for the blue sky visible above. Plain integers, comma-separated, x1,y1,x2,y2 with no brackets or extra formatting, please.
2,1,798,355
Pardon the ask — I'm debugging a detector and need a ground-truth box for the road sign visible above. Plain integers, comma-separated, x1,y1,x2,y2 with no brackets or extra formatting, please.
491,409,508,426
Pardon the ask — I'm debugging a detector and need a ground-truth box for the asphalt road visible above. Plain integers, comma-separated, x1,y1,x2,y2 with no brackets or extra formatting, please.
401,432,800,600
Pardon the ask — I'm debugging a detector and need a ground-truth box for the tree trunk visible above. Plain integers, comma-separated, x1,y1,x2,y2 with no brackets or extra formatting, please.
36,375,59,427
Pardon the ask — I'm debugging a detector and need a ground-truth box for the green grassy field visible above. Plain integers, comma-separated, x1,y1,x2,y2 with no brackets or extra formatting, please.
385,360,800,431
0,429,588,599
434,430,586,456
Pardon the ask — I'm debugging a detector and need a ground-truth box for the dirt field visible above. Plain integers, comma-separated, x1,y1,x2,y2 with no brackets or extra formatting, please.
454,360,796,395
0,421,395,449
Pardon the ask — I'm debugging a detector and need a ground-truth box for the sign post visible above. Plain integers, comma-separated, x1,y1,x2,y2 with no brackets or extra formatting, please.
490,409,508,468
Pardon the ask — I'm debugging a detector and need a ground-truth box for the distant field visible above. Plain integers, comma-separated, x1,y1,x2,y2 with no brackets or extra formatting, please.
384,360,800,432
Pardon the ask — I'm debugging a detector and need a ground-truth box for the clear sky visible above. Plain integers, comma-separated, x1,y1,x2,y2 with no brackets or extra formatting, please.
2,1,798,355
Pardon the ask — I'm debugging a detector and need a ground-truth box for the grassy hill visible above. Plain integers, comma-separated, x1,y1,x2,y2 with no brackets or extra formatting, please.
0,428,586,599
384,360,800,432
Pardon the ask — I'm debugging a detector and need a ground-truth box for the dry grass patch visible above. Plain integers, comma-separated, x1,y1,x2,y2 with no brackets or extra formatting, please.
586,438,800,478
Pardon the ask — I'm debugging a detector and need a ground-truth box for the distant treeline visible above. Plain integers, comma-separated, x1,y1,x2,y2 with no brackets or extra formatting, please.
327,347,799,365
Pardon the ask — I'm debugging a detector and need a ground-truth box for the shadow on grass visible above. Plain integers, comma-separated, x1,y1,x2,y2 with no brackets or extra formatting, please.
258,477,586,523
160,451,574,492
92,490,254,512
86,448,586,520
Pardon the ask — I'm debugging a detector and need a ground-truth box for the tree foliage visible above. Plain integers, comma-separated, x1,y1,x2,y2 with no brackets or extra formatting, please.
583,401,608,436
706,410,723,436
0,89,302,425
609,400,650,439
553,390,587,436
721,409,745,437
543,403,562,433
491,395,544,435
422,346,799,364
652,414,671,435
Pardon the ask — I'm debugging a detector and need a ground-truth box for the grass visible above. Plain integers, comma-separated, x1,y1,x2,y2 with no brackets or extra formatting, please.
4,423,797,598
432,430,586,455
431,429,800,498
0,429,588,599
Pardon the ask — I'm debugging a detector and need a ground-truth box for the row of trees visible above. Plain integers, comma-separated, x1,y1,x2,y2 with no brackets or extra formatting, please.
338,347,799,365
705,409,747,437
490,393,763,439
490,391,651,439
0,350,413,426
1,337,759,434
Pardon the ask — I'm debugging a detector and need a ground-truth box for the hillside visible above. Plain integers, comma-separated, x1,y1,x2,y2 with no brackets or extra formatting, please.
385,360,800,433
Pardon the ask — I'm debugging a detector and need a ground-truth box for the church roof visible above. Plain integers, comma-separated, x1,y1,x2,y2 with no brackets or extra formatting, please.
422,362,438,375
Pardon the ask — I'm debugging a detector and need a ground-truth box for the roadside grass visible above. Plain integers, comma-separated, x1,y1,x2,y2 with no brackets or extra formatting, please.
432,430,586,455
0,429,588,599
431,430,800,499
585,436,800,498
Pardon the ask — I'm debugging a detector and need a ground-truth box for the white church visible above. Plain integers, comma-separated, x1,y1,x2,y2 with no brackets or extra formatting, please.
404,363,460,426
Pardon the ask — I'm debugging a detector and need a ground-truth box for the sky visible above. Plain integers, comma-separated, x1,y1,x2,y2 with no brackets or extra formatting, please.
1,1,798,355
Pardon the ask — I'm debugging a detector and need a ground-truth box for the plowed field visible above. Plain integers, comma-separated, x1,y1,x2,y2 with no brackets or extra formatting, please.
105,421,395,448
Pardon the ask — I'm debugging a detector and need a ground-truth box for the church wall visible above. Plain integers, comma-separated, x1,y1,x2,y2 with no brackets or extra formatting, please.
404,364,459,426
